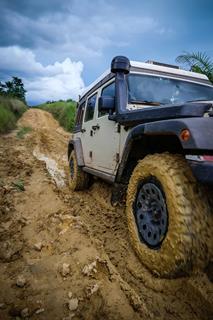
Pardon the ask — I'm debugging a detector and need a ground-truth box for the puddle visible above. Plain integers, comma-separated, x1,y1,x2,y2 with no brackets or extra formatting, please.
33,148,66,187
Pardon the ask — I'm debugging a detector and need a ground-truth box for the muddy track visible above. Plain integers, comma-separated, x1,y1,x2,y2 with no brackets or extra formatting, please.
0,109,212,320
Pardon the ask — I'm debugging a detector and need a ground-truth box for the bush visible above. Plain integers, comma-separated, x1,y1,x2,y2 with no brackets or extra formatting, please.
38,100,77,132
0,105,16,133
0,96,27,133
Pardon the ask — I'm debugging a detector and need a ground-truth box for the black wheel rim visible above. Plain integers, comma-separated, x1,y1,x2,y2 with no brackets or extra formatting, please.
133,177,168,248
69,158,75,179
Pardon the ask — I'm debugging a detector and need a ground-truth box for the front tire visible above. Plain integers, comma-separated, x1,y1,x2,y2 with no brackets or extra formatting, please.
68,151,90,191
126,153,212,277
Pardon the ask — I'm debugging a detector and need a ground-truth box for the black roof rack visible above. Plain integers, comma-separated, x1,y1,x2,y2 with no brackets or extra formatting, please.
146,60,180,69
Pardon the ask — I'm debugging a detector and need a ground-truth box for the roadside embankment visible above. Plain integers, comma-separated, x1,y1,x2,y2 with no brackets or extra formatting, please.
0,96,27,133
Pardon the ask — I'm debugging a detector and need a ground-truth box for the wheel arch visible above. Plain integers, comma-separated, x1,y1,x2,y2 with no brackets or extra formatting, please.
116,131,184,185
68,138,85,166
68,140,74,160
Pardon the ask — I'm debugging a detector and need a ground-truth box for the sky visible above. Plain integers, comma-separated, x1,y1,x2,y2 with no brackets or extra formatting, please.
0,0,212,105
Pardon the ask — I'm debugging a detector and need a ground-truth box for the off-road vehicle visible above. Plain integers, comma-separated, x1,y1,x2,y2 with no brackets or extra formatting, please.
68,56,213,277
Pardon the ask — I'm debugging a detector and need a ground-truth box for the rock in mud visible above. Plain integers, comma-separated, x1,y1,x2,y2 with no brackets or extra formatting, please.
33,242,43,251
35,308,45,314
68,298,78,311
16,275,26,288
86,283,100,297
0,239,23,261
60,263,70,277
21,307,29,318
82,261,97,276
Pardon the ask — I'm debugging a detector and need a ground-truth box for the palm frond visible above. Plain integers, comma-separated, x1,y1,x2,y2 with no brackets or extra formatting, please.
176,51,213,71
176,51,213,83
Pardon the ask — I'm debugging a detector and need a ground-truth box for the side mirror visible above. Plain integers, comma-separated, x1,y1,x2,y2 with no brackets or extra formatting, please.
98,96,115,112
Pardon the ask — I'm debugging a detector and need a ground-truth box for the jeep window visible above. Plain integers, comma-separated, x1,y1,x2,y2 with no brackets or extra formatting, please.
84,93,97,122
99,81,115,117
75,102,85,129
128,74,213,106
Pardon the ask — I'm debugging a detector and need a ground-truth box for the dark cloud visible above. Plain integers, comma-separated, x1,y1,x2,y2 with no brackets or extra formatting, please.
1,0,69,18
0,0,162,56
0,0,69,48
0,0,118,53
1,0,212,104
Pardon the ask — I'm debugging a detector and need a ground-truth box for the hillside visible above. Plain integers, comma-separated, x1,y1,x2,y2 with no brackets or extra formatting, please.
37,100,77,132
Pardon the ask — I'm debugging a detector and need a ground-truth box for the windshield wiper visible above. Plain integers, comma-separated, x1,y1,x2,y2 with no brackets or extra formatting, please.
130,100,163,106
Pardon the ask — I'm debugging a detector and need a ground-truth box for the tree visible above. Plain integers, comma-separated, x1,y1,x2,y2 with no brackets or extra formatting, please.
176,52,213,84
0,76,27,102
0,81,7,95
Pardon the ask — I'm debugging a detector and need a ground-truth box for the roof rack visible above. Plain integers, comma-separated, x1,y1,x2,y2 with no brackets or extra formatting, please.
146,60,180,69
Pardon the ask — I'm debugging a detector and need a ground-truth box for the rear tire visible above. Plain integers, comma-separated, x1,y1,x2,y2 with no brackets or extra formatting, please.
68,151,90,191
126,153,212,277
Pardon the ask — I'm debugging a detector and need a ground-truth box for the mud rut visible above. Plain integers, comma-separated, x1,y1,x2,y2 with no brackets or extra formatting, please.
0,109,212,320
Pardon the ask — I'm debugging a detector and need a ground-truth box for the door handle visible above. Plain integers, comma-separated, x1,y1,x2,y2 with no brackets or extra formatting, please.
92,124,100,130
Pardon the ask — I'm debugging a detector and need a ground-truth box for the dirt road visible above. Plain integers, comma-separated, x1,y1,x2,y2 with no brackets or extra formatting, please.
0,109,212,320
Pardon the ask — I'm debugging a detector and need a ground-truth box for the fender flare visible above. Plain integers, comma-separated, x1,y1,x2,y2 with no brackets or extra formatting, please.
68,138,85,166
115,117,212,183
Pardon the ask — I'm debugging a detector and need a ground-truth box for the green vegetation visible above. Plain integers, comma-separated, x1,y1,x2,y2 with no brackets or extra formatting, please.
12,179,25,191
0,76,27,134
176,52,213,84
0,96,27,133
16,126,32,139
38,99,77,132
0,76,27,102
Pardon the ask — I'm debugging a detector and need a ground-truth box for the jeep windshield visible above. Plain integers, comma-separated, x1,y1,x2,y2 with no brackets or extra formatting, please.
127,74,213,107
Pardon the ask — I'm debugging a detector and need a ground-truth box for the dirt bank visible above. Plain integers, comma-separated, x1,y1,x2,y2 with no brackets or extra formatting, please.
0,109,212,320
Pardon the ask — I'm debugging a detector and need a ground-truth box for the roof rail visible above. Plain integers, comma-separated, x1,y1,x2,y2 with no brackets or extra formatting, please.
146,60,180,69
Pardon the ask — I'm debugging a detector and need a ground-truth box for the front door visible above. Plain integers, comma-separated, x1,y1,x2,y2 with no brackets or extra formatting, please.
91,113,120,175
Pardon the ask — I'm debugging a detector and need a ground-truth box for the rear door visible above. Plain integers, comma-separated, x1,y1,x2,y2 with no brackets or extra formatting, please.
80,92,98,166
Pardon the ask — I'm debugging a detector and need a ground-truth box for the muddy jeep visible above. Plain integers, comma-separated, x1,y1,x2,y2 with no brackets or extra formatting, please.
68,56,213,277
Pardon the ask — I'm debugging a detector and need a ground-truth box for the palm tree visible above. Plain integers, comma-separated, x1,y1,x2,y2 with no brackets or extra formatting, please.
176,52,213,84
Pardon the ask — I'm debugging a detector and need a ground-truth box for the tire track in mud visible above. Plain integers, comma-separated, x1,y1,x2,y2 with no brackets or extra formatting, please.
1,129,143,320
70,184,213,320
18,109,213,320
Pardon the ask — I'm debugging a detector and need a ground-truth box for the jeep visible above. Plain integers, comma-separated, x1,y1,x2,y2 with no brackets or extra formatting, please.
68,56,213,277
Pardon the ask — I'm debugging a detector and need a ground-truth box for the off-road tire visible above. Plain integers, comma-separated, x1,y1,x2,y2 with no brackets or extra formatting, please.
126,153,212,278
68,151,90,191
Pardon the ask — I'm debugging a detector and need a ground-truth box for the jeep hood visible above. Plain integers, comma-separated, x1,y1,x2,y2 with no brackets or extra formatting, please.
111,101,213,127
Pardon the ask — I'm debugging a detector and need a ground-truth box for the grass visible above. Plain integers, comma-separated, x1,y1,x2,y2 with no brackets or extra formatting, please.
12,179,25,191
16,126,32,139
0,96,27,133
37,100,77,132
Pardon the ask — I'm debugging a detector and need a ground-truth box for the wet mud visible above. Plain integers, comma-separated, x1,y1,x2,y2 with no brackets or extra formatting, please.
0,109,212,320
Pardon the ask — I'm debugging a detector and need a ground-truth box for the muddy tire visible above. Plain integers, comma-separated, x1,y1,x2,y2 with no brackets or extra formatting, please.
126,153,212,278
68,151,90,191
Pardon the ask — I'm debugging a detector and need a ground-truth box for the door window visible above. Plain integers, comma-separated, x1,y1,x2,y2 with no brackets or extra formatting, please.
75,102,85,131
99,81,115,117
84,93,97,122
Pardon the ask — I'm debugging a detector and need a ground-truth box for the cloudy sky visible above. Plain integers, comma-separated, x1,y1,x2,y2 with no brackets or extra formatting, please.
0,0,212,105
